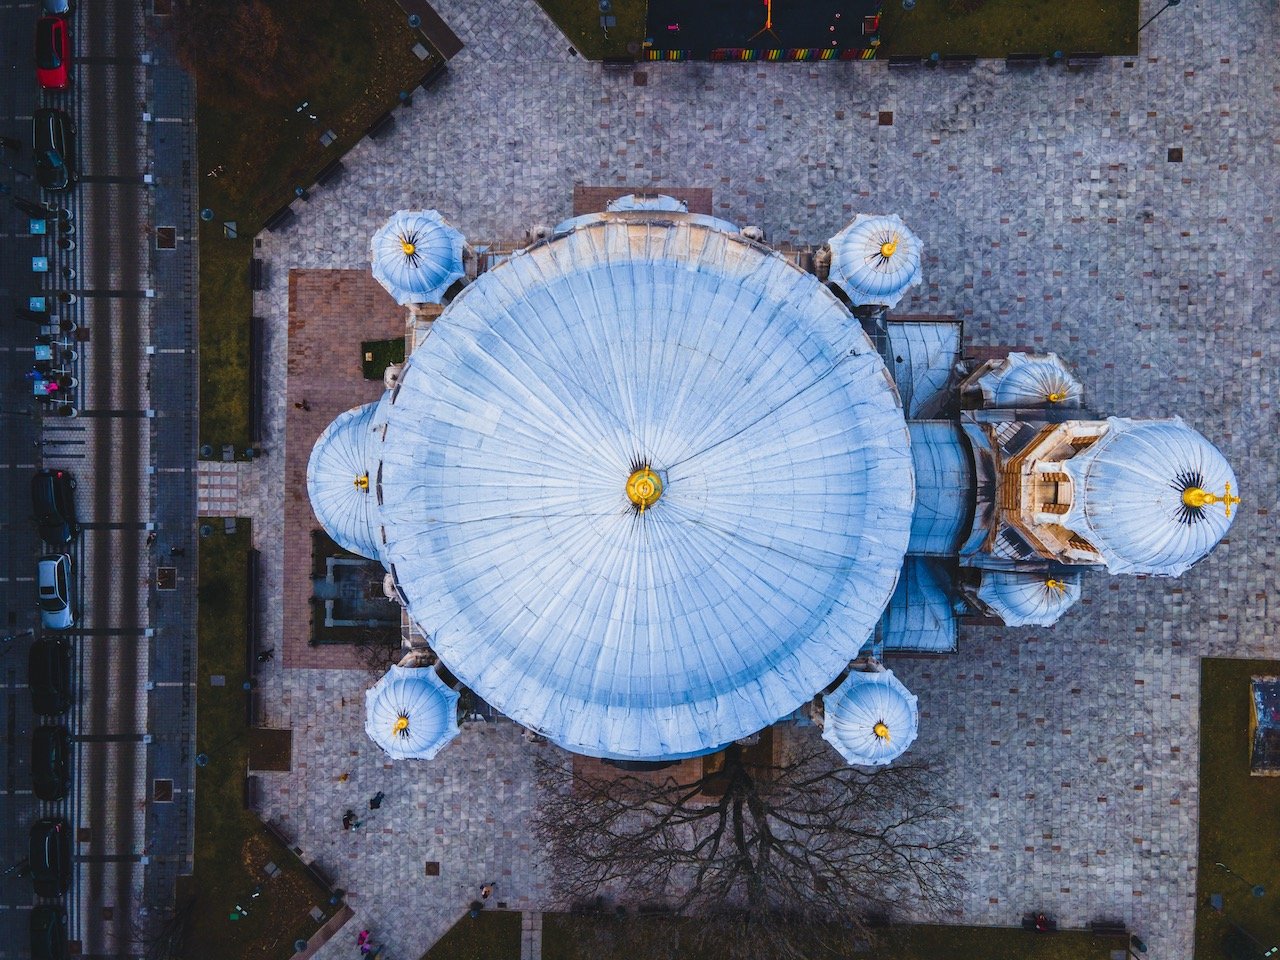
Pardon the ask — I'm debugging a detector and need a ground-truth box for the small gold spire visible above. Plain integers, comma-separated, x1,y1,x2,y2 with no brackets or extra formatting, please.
392,715,410,737
626,467,663,510
879,238,898,258
1046,391,1065,403
354,472,369,491
1182,481,1241,517
872,720,891,742
401,241,416,256
1045,578,1066,592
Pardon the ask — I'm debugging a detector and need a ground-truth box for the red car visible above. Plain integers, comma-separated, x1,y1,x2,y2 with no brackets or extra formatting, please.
36,16,69,90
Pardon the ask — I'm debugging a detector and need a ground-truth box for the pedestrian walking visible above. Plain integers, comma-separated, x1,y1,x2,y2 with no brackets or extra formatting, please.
342,810,355,831
337,772,350,783
481,883,494,900
369,790,384,810
256,648,275,663
357,930,369,946
146,531,157,547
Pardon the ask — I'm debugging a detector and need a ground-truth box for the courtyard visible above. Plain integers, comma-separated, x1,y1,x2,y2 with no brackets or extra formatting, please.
202,0,1280,957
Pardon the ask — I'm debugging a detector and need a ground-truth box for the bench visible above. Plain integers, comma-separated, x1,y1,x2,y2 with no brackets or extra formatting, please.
249,258,265,291
1066,52,1104,72
314,159,344,187
1089,920,1128,936
262,204,295,233
941,54,977,69
887,55,920,70
1006,53,1042,69
366,111,395,140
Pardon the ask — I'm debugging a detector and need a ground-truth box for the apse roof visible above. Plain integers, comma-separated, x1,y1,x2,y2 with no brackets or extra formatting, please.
827,213,924,309
822,667,920,766
1063,417,1238,576
364,665,460,761
306,402,383,560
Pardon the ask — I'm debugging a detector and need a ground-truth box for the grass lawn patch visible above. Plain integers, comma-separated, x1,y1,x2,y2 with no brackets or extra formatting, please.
535,0,647,59
361,337,406,380
1196,657,1280,960
195,0,440,232
420,909,523,960
198,229,253,450
181,524,334,960
879,0,1139,58
194,0,442,451
540,914,1119,959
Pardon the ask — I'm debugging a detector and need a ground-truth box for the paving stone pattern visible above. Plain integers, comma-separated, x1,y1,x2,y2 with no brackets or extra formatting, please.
239,0,1280,956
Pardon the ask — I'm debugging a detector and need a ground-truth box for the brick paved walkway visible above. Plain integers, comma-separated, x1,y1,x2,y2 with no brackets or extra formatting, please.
238,0,1280,956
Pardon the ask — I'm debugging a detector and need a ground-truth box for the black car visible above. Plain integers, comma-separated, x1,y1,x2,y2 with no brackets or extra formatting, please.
31,468,78,545
32,108,76,192
28,637,72,716
30,904,68,960
29,817,71,897
32,725,72,801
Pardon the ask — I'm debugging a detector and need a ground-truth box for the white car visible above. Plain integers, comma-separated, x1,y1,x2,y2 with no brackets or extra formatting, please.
37,554,74,630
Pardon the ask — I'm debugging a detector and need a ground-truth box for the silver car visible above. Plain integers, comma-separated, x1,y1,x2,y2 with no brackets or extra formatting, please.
37,554,73,630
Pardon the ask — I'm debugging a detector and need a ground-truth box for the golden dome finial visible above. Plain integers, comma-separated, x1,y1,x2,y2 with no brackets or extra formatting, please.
872,720,891,742
401,241,416,256
1045,578,1066,592
1046,391,1065,403
354,472,369,491
879,238,898,259
626,467,663,510
392,714,410,738
1182,481,1241,518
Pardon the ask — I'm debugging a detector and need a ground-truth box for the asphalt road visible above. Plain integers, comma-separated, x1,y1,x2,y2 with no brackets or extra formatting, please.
0,1,197,956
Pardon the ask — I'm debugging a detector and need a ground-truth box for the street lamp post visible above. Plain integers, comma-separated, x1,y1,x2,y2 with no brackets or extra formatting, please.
1138,0,1182,34
1216,861,1266,898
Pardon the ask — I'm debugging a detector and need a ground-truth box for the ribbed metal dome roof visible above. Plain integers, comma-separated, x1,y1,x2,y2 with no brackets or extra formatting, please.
976,352,1083,408
827,213,924,309
1063,417,1238,576
371,214,915,760
370,209,466,305
306,402,382,560
976,570,1082,627
822,667,919,766
364,665,460,761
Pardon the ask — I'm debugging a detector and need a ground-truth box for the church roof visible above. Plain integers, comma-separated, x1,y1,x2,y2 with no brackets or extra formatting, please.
976,352,1083,408
371,214,915,760
976,569,1082,627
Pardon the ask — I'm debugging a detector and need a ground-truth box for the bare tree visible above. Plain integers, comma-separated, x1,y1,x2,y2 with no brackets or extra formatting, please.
534,732,971,960
168,0,302,101
127,897,196,960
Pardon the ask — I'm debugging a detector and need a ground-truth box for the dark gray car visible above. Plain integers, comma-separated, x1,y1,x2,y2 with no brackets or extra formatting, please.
32,108,75,191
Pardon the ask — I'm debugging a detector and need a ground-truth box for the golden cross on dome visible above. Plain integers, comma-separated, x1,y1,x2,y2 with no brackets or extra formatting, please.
354,473,369,491
1181,481,1241,518
872,720,891,742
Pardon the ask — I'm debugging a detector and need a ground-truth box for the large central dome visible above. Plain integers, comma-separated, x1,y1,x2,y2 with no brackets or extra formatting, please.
374,214,915,759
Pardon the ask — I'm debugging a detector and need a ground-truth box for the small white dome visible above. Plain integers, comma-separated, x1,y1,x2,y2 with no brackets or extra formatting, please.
822,668,919,766
976,570,1082,627
827,214,924,309
976,352,1083,408
364,665,460,761
1063,417,1238,576
370,209,466,305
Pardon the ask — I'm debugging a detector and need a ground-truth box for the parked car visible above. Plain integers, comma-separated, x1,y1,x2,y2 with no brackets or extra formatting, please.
41,0,70,14
35,16,69,90
29,818,71,898
29,904,68,960
31,468,78,545
32,108,76,191
28,637,72,716
32,725,72,801
37,554,74,630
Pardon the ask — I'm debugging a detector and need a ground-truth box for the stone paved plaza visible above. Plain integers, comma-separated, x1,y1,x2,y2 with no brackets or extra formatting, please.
237,0,1280,956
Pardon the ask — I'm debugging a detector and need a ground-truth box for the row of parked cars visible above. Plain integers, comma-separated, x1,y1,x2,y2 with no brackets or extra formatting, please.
33,0,76,191
27,631,73,960
32,468,77,628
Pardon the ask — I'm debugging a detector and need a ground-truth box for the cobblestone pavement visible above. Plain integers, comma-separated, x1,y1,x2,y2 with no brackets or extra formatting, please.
240,0,1280,956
